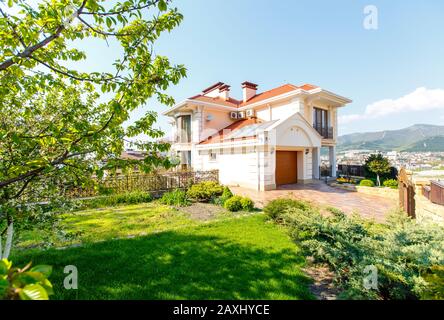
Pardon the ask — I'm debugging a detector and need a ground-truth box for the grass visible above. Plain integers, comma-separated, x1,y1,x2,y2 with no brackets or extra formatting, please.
16,202,198,248
11,202,314,300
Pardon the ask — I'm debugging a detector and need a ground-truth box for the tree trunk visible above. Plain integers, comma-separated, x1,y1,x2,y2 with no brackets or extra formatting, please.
1,216,14,259
376,174,381,187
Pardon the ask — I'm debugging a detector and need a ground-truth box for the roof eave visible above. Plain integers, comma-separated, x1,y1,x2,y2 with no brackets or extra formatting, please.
312,88,353,105
162,100,190,116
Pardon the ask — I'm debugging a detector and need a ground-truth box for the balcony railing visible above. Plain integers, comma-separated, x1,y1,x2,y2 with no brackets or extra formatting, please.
314,126,334,139
175,132,192,143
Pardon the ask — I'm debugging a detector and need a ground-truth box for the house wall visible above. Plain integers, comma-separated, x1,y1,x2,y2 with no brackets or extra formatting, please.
169,90,344,189
254,98,306,122
201,109,234,141
195,147,259,190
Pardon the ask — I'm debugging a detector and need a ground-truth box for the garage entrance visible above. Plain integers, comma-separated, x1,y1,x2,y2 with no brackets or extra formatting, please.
275,151,298,185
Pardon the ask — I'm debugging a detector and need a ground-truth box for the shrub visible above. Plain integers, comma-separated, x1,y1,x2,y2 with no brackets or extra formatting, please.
421,266,444,300
212,186,234,206
187,181,224,202
279,207,444,300
224,196,243,212
264,198,311,221
359,179,375,187
159,189,189,207
383,179,398,189
240,197,255,211
220,186,233,203
114,191,153,204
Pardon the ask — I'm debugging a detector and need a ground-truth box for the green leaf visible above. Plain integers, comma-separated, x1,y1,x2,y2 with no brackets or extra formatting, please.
19,284,49,300
0,278,9,297
30,265,52,278
158,0,167,11
13,272,45,287
40,278,54,296
0,259,12,275
7,0,13,8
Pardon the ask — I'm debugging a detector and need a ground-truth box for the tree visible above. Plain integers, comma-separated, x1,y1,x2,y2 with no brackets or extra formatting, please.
365,154,391,186
0,0,186,258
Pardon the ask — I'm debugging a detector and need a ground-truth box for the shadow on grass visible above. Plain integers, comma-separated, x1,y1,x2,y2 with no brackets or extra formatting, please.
12,231,313,300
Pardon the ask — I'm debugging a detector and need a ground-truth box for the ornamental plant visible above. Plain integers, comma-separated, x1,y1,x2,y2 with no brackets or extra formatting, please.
186,181,224,202
364,154,391,186
279,204,444,300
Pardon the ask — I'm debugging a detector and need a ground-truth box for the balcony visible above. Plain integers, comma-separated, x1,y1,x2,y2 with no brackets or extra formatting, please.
314,126,334,139
175,133,191,144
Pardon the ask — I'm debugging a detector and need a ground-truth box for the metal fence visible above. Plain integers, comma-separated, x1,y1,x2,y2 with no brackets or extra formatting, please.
337,164,366,178
337,164,398,179
320,165,333,178
65,170,219,199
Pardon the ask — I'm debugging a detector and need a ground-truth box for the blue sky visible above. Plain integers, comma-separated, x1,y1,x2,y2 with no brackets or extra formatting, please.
147,0,444,136
10,0,444,136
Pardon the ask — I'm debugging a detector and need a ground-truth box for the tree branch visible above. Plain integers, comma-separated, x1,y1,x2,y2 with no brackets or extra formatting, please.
81,1,160,17
0,1,87,71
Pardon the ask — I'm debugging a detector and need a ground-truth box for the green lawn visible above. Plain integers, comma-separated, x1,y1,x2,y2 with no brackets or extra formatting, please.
16,203,198,248
11,203,314,300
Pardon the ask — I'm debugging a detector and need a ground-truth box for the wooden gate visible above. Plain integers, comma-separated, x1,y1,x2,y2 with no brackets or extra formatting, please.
398,168,416,218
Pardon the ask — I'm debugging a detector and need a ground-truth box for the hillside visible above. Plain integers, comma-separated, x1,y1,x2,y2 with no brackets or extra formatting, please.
338,124,444,152
400,136,444,152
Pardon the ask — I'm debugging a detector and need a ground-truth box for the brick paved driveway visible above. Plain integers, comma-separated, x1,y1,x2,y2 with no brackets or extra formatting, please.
231,181,398,222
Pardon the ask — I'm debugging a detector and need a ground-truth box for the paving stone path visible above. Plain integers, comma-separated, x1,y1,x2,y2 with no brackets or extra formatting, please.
231,181,398,222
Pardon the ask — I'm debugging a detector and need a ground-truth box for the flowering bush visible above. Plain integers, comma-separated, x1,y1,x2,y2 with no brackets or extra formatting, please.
337,177,357,184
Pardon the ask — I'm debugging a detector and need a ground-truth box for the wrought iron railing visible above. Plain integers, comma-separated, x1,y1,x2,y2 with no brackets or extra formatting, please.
320,165,333,178
314,126,334,139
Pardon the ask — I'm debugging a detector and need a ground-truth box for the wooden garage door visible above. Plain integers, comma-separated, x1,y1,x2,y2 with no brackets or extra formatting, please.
276,151,298,185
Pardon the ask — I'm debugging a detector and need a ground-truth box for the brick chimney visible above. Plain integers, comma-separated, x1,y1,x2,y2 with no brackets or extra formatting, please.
242,81,258,103
219,84,231,101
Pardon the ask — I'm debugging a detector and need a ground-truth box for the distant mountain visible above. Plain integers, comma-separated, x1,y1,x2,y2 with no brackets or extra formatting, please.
401,136,444,152
338,124,444,152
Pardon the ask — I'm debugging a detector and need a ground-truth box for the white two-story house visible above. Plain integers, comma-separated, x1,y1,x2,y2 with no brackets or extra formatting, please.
163,81,351,191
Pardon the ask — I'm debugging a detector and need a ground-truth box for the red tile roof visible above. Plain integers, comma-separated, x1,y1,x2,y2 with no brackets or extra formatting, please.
199,118,262,145
189,95,242,108
240,84,298,106
189,83,319,108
